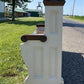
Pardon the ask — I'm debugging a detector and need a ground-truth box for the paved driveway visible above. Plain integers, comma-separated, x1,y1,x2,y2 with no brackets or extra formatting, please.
62,18,84,84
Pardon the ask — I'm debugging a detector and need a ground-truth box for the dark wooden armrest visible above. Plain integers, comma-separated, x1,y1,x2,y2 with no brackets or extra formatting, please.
21,34,47,42
43,0,65,6
36,24,45,27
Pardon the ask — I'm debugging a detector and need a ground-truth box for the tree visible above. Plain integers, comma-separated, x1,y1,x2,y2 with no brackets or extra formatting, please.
1,0,31,21
22,4,28,10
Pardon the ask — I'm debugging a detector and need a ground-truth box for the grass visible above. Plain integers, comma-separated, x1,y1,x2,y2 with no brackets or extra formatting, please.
0,17,45,84
65,16,84,22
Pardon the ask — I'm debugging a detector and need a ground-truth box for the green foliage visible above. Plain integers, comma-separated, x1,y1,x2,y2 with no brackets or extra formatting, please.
66,16,84,22
1,0,31,21
0,17,45,84
1,0,31,6
71,16,84,21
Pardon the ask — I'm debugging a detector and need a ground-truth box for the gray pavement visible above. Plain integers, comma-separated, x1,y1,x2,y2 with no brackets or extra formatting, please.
62,18,84,84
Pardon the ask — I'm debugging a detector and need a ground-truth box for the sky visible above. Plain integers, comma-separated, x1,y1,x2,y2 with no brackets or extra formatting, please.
27,0,84,16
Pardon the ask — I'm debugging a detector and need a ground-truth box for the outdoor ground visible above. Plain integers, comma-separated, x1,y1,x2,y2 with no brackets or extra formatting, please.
0,17,84,84
64,16,84,22
62,18,84,84
0,17,44,84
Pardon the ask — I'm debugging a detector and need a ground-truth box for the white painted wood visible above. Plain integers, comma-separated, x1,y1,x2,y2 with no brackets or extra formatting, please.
0,1,5,13
21,5,64,84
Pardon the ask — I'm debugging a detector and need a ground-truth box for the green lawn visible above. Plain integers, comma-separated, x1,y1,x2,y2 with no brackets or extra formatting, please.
0,17,44,84
65,16,84,22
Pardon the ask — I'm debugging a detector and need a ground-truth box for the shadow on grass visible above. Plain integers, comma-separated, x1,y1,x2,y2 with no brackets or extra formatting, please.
62,51,84,84
0,19,45,26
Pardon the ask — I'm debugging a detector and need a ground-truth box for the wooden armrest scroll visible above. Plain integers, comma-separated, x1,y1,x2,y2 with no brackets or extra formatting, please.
21,34,47,42
36,24,45,27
